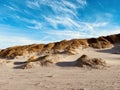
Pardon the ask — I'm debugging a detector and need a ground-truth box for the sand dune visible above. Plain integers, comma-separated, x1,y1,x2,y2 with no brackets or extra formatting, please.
0,46,120,90
0,33,119,59
0,34,120,90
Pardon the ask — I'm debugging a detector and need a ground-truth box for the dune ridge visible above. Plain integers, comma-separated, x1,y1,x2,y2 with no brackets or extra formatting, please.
0,33,119,59
0,34,120,90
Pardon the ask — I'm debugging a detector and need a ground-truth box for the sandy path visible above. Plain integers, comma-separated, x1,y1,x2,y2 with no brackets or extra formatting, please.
0,48,120,90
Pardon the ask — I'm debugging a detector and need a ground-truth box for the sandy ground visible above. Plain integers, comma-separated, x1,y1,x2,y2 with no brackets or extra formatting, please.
0,47,120,90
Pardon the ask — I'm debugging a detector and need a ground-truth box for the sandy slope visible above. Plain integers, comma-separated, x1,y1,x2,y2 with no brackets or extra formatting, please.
0,47,120,90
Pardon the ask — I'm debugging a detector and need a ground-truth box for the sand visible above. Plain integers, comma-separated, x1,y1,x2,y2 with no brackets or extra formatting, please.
0,47,120,90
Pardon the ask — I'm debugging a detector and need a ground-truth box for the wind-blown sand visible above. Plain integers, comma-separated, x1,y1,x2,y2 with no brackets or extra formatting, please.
0,47,120,90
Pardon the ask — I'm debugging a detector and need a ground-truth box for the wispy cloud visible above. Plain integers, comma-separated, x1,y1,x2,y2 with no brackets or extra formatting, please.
44,30,82,38
44,16,81,30
26,0,87,16
17,0,87,31
0,35,46,49
25,0,109,34
4,4,16,11
0,0,119,49
76,0,87,8
91,22,108,27
43,29,99,41
27,20,42,30
3,2,21,12
15,16,42,30
94,29,120,36
45,15,108,33
0,24,47,48
82,22,108,31
26,0,39,8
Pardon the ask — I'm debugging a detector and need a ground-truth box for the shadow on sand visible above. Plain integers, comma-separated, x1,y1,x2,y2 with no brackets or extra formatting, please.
96,46,120,54
14,61,26,65
56,61,77,67
13,61,26,69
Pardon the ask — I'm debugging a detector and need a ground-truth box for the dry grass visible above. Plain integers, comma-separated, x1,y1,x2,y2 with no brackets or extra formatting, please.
76,54,106,69
24,54,62,69
0,34,119,59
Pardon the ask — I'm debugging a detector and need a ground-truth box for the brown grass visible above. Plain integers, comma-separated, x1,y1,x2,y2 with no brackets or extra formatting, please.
0,34,119,59
76,54,106,69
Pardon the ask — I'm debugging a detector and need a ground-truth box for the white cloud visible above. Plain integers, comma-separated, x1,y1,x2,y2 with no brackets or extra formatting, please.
0,24,46,49
1,0,120,49
0,35,46,49
4,3,22,12
95,29,120,36
25,0,88,31
27,20,42,30
45,16,81,30
83,22,108,32
26,0,87,16
45,15,108,33
26,0,39,8
92,22,108,27
62,0,76,9
0,23,119,49
76,0,87,7
43,29,95,40
45,30,81,38
4,5,16,10
16,16,42,30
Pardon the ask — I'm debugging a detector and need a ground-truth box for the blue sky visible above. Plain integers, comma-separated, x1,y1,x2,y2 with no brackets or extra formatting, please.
0,0,120,48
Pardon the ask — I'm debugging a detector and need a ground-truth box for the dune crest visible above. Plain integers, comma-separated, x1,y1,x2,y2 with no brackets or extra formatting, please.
0,33,119,59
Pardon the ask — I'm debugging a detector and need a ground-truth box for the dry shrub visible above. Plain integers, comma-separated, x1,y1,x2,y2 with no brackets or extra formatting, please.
0,59,13,65
27,56,38,62
24,62,41,69
0,59,5,65
88,37,112,49
76,55,106,69
24,55,56,69
40,59,54,66
42,43,55,51
66,48,77,55
104,34,120,44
